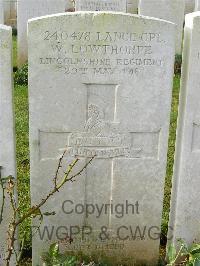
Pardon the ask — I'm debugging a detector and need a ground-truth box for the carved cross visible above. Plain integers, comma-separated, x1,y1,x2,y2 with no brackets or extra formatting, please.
39,83,160,229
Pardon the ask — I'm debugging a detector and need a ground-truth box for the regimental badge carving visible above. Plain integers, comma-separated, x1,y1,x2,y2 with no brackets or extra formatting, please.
85,104,110,136
39,101,160,161
68,104,142,158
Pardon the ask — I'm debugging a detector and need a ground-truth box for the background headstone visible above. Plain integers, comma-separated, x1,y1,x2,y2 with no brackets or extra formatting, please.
65,0,74,11
4,0,17,27
195,0,200,10
138,0,185,54
185,0,195,14
127,0,138,14
17,0,67,66
75,0,127,11
0,24,16,264
169,11,200,246
29,12,175,265
0,0,4,24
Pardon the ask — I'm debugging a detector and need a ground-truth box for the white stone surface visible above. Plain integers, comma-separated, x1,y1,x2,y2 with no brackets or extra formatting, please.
138,0,185,54
127,0,138,14
17,0,67,66
168,12,200,246
28,12,175,265
75,0,127,11
195,0,200,10
185,0,195,14
0,0,4,24
0,24,16,265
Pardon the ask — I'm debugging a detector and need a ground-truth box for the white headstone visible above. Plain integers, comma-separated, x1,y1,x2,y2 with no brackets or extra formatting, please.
0,24,16,264
28,12,175,265
0,0,4,24
195,0,200,10
185,0,195,14
17,0,67,66
127,0,138,14
75,0,127,11
138,0,185,54
168,12,200,246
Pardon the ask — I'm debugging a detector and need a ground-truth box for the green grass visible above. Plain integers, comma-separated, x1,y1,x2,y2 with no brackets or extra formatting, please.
162,75,180,236
12,34,181,257
14,84,31,252
12,36,31,255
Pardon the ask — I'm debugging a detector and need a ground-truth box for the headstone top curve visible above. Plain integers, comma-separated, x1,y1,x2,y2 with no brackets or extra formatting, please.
28,11,176,26
0,24,12,31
